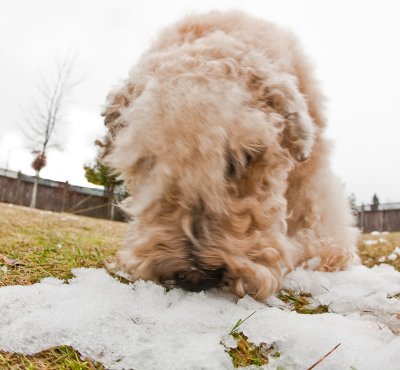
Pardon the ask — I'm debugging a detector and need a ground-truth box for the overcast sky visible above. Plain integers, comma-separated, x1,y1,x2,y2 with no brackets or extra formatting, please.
0,0,399,204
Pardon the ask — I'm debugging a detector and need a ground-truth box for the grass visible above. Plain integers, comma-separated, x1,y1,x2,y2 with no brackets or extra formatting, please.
228,331,279,368
358,232,400,270
226,289,330,367
0,346,105,370
277,290,330,314
0,202,127,369
1,202,400,369
225,312,280,368
0,202,126,286
224,231,400,368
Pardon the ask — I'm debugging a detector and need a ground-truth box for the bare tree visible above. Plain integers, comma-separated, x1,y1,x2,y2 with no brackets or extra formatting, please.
22,53,80,208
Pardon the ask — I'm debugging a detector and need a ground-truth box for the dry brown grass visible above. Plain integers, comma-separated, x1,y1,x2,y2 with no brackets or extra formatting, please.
277,290,330,314
0,202,127,369
358,232,400,271
0,202,127,286
0,346,105,370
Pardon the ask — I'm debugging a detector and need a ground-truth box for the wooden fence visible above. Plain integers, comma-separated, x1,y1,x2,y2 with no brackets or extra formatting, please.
2,168,400,230
358,208,400,233
0,169,127,221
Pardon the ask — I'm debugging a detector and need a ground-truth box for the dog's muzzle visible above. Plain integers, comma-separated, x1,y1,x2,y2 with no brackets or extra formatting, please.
174,267,226,292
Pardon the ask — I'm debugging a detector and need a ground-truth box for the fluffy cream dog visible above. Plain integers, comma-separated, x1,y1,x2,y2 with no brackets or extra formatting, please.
99,11,359,300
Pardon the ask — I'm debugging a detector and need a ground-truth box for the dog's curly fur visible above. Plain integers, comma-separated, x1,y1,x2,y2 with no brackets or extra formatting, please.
99,11,359,300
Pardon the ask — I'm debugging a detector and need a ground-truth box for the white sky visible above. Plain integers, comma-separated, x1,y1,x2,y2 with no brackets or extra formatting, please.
0,0,399,204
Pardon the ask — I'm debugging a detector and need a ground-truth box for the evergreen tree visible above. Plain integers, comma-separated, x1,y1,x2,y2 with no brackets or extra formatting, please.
348,193,358,216
371,193,380,211
84,160,123,219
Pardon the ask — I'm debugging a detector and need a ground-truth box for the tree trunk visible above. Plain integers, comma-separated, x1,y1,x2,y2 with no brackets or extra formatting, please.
30,170,40,208
106,184,116,220
110,202,115,221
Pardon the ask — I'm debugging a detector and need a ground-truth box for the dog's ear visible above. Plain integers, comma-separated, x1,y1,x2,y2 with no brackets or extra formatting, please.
97,81,142,159
247,72,316,162
281,111,315,162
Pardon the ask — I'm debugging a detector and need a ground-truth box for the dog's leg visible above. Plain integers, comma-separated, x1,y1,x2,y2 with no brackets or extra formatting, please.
287,139,359,271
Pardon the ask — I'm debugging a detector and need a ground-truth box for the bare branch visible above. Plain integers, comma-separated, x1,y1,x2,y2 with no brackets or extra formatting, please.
20,52,82,159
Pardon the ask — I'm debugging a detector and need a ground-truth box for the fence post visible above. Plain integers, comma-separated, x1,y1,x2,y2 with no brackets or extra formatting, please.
13,171,21,204
360,204,365,232
62,181,69,212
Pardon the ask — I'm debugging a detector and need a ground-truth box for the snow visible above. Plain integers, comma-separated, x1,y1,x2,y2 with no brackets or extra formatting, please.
363,239,378,246
376,247,400,264
1,266,400,370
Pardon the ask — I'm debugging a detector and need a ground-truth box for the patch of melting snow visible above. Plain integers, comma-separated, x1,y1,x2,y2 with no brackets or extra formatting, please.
0,265,399,370
378,248,400,264
363,239,378,246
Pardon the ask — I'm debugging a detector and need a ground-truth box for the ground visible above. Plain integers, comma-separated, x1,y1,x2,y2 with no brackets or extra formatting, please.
0,202,126,369
358,231,400,270
0,202,399,369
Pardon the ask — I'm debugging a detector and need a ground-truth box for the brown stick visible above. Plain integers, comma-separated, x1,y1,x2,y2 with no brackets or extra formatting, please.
307,343,341,370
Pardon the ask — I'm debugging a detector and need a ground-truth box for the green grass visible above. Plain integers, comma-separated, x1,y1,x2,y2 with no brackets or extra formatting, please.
277,290,330,314
0,346,105,370
225,312,280,368
228,331,279,368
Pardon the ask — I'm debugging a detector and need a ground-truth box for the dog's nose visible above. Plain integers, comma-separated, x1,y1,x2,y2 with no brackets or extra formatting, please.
174,267,225,292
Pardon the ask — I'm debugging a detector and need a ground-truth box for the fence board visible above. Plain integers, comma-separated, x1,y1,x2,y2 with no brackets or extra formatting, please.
0,170,126,221
2,169,400,230
358,209,400,233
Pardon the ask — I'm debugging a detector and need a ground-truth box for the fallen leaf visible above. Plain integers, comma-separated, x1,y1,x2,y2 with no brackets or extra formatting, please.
0,254,24,267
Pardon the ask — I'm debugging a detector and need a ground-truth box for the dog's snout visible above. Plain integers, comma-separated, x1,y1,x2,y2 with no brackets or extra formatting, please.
174,267,225,292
